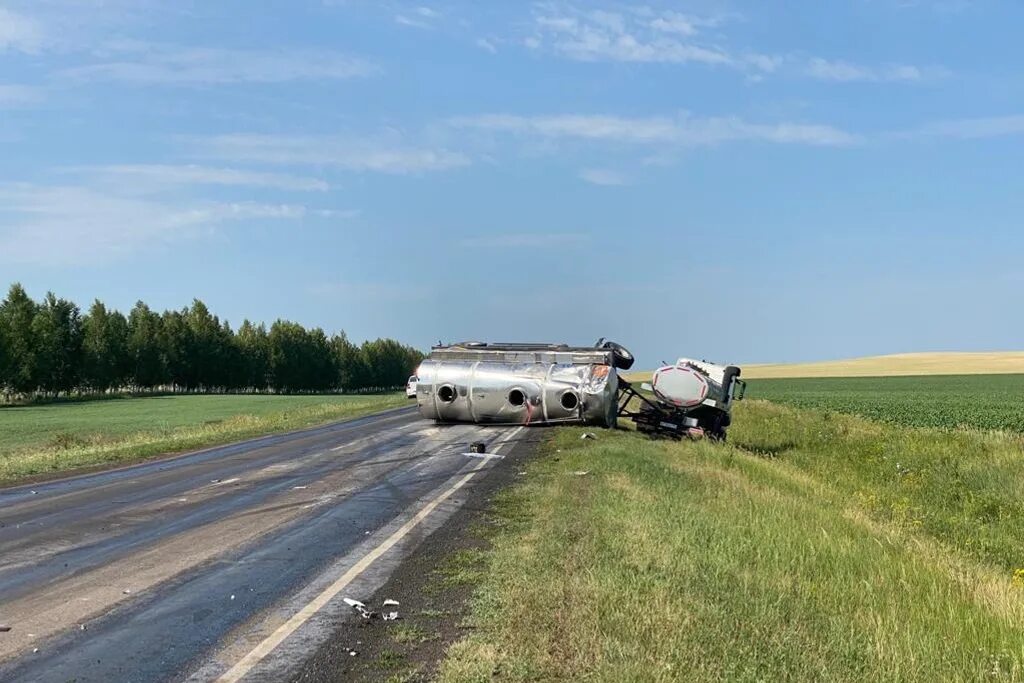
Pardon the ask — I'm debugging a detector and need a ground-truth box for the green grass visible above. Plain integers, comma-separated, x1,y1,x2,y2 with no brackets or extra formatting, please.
749,374,1024,432
0,393,408,484
438,401,1024,682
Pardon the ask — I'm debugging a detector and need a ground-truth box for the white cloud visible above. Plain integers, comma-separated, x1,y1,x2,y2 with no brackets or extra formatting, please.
59,43,377,85
526,5,774,72
450,113,859,147
460,233,589,248
0,183,323,266
805,57,939,83
476,38,497,53
579,168,627,186
649,12,698,37
195,134,471,173
525,4,940,84
0,7,44,53
0,84,42,107
395,5,439,28
75,165,330,192
910,115,1024,139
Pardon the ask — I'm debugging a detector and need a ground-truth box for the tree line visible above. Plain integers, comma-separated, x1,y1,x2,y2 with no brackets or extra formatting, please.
0,283,424,400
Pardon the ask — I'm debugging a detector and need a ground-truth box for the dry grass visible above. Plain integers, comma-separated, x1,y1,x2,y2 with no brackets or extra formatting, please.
625,351,1024,382
743,351,1024,379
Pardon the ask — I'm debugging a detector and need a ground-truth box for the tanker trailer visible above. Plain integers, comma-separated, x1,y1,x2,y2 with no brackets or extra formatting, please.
416,340,634,428
617,358,746,440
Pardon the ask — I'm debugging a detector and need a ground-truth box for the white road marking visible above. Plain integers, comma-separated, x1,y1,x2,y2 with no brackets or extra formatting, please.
215,426,523,683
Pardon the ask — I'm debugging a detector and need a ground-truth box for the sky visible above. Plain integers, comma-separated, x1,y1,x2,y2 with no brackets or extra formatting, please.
1,0,1022,367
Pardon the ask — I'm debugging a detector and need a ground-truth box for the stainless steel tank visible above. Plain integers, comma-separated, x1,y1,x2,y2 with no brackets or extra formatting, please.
415,342,624,427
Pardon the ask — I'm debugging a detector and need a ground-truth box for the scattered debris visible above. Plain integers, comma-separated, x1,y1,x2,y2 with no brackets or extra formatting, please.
469,442,487,454
571,471,590,476
79,624,86,631
343,597,402,621
0,625,11,633
580,432,597,440
463,452,504,460
30,490,37,495
210,479,221,484
32,648,38,654
343,597,375,620
292,486,307,490
122,589,131,595
230,595,235,601
348,649,358,657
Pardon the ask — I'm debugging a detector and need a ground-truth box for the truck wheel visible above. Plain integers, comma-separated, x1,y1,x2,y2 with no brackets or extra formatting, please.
601,341,635,370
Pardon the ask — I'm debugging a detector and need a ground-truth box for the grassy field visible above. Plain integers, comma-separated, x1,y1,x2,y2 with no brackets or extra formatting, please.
438,402,1024,682
0,393,408,484
748,374,1024,433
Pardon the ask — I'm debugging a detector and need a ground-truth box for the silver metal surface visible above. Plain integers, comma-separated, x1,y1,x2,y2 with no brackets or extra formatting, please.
416,343,620,427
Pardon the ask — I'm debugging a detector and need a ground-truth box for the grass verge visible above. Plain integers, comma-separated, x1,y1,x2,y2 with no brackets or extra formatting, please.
437,401,1024,682
0,393,408,485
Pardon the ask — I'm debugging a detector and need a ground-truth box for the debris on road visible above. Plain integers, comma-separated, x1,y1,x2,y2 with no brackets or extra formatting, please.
292,486,307,490
464,452,504,460
469,441,486,454
0,624,11,632
343,597,375,620
344,597,403,621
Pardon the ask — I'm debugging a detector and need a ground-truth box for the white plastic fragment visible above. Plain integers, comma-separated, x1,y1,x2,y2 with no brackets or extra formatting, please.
382,599,399,607
580,433,597,440
382,612,400,621
571,471,590,476
343,598,365,609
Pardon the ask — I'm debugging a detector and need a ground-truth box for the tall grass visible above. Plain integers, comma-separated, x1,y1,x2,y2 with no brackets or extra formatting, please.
438,401,1024,682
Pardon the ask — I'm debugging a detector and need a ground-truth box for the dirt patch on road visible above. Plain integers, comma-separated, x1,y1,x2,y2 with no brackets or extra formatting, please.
291,428,547,682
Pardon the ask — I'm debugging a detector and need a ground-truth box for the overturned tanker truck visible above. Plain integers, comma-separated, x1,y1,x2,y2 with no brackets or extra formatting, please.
415,339,745,440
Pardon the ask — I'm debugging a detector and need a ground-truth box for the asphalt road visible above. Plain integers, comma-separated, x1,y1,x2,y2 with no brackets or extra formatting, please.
0,407,527,682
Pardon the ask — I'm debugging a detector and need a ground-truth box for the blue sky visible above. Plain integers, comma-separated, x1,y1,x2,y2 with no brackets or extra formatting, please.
1,0,1022,366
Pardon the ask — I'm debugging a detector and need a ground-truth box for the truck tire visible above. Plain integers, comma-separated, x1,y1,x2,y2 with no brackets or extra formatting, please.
601,341,635,370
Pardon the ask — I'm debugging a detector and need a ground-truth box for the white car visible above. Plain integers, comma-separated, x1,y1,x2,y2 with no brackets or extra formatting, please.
406,375,418,399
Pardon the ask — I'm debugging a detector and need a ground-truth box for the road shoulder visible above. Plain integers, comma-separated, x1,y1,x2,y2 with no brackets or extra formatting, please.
291,426,546,682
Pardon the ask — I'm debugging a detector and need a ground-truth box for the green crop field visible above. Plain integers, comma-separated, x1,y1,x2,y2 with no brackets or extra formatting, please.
0,393,408,484
747,374,1024,433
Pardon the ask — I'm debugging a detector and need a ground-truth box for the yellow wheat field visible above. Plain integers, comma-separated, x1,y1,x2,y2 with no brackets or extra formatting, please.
626,351,1024,381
